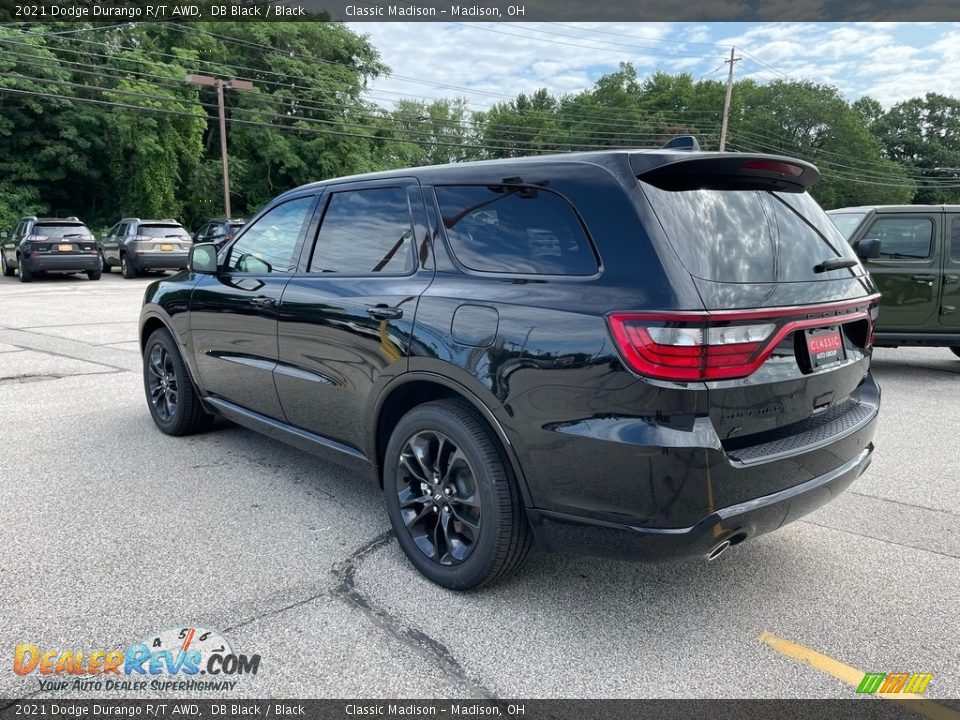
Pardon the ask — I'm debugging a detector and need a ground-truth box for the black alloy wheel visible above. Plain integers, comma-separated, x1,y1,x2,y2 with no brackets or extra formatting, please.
396,429,482,566
142,328,214,436
147,342,179,423
384,399,532,590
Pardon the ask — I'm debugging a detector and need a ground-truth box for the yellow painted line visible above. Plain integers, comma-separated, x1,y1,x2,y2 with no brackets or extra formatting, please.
759,632,960,720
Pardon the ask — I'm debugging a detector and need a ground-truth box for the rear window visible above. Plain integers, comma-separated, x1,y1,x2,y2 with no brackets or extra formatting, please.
435,185,597,275
139,225,190,239
828,212,867,240
640,183,859,283
33,224,91,238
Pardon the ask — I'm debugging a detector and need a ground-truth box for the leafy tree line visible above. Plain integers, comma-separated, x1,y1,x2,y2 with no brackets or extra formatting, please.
1,22,959,233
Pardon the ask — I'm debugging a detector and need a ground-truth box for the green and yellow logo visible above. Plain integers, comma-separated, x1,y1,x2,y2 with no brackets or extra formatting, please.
856,672,932,695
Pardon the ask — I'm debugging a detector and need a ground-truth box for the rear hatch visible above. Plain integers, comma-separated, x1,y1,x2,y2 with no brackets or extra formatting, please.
31,223,96,254
136,224,192,252
619,154,879,450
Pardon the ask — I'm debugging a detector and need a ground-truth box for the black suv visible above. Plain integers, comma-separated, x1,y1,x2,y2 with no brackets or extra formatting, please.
139,149,881,589
100,218,192,278
2,216,101,282
193,218,246,250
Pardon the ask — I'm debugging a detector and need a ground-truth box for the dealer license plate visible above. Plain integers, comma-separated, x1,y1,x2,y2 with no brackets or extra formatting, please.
805,327,845,370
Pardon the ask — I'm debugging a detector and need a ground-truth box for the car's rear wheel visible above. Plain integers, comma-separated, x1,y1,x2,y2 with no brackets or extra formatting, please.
121,254,137,279
950,346,960,359
18,258,32,283
143,328,214,436
383,399,532,590
99,250,110,273
86,265,101,281
2,257,14,277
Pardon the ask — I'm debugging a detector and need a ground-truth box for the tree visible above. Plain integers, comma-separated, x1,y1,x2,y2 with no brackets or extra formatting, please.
871,93,960,204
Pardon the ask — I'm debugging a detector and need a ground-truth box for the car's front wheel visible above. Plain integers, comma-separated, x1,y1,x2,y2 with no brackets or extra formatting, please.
2,257,14,277
951,346,960,359
99,250,110,273
143,328,214,436
383,399,532,590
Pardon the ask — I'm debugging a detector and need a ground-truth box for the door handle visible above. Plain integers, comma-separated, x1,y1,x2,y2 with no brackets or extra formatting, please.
250,296,276,308
911,274,936,286
367,305,403,320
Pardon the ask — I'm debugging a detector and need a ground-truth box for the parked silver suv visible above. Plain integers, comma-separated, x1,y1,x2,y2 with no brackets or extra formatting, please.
100,218,192,278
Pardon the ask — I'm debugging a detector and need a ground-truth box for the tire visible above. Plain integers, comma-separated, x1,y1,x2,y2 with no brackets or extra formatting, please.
383,399,532,590
2,257,14,277
143,328,214,436
121,253,137,279
86,265,101,281
18,258,32,283
950,347,960,359
99,250,110,273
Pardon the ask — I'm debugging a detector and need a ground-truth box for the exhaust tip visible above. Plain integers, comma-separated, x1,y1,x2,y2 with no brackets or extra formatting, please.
707,539,731,562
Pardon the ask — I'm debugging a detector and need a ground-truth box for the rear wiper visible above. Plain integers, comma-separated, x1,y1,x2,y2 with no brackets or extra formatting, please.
814,257,859,273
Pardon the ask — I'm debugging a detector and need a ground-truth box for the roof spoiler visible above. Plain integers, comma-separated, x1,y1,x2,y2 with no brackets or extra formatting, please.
633,153,820,193
660,135,699,152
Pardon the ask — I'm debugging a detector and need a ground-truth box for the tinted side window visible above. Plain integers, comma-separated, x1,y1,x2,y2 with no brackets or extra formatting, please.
862,217,933,259
309,188,415,274
435,185,597,275
952,218,960,261
227,196,314,274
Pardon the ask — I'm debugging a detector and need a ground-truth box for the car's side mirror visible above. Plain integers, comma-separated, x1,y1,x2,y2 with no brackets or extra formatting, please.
189,243,219,275
855,238,882,260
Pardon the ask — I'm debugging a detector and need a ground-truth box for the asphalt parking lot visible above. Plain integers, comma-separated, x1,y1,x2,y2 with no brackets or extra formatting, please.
0,272,958,701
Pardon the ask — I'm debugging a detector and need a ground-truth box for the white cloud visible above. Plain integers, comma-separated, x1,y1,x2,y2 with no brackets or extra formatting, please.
350,22,960,112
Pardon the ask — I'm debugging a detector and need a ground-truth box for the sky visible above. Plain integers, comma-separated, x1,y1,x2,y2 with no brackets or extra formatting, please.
346,22,960,111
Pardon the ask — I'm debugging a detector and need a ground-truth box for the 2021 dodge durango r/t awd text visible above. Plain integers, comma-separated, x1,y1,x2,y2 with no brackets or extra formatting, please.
139,149,881,589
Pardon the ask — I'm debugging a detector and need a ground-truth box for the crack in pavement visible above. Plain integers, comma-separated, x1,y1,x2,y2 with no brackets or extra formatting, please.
800,518,960,561
213,531,499,699
0,328,138,373
330,531,501,700
846,490,959,517
0,370,122,385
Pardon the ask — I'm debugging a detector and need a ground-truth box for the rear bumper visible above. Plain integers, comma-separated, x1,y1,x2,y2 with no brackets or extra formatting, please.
23,253,99,273
130,252,189,271
528,444,872,561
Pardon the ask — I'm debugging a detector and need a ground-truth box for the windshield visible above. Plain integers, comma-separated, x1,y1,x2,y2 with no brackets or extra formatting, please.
828,212,868,240
139,225,190,239
639,182,860,283
34,224,91,238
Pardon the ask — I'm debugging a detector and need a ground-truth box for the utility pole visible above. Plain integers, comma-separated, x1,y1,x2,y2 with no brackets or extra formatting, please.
186,74,254,219
719,47,742,152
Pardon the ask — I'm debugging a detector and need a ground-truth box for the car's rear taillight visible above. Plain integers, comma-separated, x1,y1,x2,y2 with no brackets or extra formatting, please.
25,234,49,243
607,297,880,382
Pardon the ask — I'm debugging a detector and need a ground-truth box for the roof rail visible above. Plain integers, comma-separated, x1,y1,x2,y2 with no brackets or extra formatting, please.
661,135,700,152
